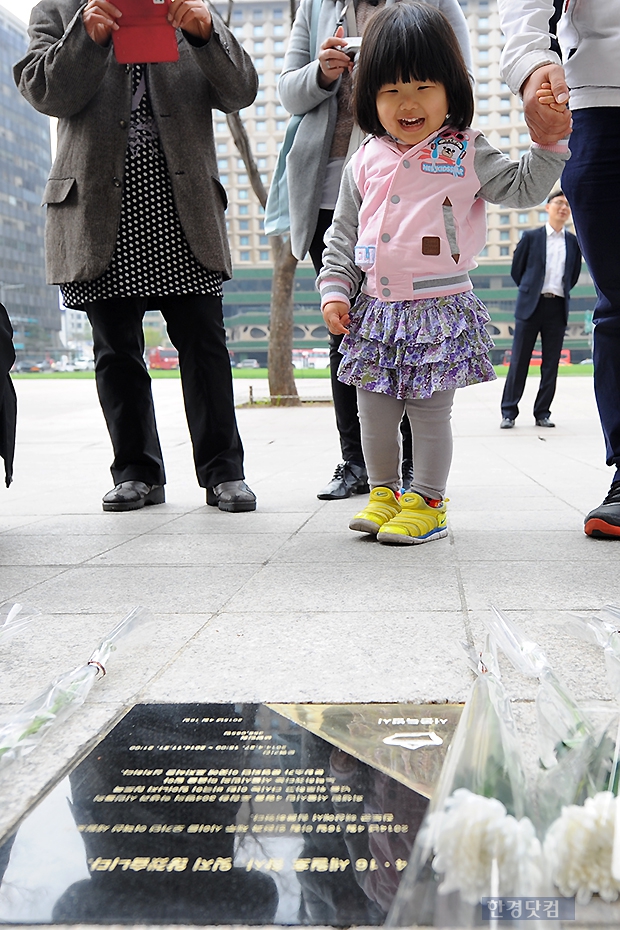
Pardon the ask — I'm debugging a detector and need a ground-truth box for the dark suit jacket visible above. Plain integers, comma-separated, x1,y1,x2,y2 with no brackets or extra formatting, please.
511,225,582,323
0,303,16,487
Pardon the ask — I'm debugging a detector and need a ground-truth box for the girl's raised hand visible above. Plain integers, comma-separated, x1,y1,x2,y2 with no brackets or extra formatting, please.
318,27,353,89
322,300,350,335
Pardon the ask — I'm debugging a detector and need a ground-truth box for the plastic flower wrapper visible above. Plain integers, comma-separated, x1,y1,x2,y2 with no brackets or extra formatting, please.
0,606,152,770
387,637,544,928
0,603,42,646
483,605,601,831
566,604,620,702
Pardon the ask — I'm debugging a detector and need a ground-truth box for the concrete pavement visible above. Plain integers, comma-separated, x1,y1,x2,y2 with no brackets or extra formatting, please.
0,371,619,923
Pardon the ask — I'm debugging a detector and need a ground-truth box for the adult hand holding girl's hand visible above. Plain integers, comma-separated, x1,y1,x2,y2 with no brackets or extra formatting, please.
323,301,350,335
167,0,212,40
318,26,353,89
83,0,122,46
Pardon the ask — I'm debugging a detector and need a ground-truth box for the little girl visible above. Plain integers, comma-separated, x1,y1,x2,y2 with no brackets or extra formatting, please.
318,1,569,545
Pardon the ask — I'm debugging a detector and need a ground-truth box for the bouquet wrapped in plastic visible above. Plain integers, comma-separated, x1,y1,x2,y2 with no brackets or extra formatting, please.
388,637,544,928
484,607,620,906
0,606,151,771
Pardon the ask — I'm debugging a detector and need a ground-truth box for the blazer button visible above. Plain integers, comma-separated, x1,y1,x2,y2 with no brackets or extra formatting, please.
381,233,390,242
112,177,122,187
119,120,128,129
391,195,400,203
380,277,389,285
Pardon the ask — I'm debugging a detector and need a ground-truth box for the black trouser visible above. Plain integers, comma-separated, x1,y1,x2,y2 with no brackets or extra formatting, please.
86,294,244,489
501,294,567,421
310,208,412,465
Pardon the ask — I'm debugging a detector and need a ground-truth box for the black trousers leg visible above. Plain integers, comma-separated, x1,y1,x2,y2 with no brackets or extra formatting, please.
86,297,165,486
500,313,541,420
157,294,244,488
533,299,566,421
310,209,365,464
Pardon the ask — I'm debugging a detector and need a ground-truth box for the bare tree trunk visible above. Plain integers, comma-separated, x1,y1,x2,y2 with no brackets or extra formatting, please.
267,236,299,405
226,112,300,406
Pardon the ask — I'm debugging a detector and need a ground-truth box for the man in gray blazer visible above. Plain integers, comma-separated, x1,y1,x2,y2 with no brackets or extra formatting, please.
14,0,258,512
500,190,582,429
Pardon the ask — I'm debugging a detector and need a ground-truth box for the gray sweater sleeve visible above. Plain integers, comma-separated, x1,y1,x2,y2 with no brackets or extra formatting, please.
316,160,363,305
473,133,569,206
278,0,337,116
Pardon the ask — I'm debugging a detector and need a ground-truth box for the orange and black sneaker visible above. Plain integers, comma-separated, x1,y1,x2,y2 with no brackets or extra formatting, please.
584,482,620,538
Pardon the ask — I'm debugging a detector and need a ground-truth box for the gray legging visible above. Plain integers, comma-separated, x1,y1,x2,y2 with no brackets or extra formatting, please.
356,388,455,500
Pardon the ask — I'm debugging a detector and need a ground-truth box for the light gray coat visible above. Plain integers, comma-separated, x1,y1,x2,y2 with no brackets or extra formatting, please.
14,1,258,284
278,0,473,261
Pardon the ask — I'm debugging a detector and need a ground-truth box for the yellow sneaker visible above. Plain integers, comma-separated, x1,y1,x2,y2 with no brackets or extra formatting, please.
377,492,448,545
349,487,401,535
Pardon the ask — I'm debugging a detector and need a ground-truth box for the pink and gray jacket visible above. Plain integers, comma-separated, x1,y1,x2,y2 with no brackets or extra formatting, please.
318,128,569,309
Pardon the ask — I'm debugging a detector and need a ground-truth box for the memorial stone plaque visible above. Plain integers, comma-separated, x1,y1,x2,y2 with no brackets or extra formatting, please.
0,702,461,925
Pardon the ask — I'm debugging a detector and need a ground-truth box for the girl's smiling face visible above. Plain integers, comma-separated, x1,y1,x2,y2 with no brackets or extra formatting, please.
376,79,449,150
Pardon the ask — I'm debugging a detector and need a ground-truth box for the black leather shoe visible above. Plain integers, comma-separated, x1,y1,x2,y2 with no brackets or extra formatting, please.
102,481,165,512
402,458,414,491
500,418,515,429
317,462,369,500
206,480,256,512
585,481,620,538
535,418,555,427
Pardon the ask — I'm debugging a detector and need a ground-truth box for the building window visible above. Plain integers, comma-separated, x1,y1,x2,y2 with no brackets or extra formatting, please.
479,33,489,44
276,120,286,130
499,214,510,225
500,113,510,123
260,173,268,183
478,49,489,59
500,246,510,256
256,121,267,131
239,220,249,230
240,235,250,246
275,105,286,116
273,23,284,35
479,246,488,257
240,251,250,261
217,143,227,153
253,8,263,19
274,57,284,68
253,25,264,36
254,58,265,69
518,213,529,223
478,65,489,76
478,114,489,124
499,230,510,241
274,40,284,51
239,205,249,215
255,105,266,115
238,189,249,200
254,41,264,52
259,235,268,245
479,16,489,26
217,158,228,170
538,211,547,222
219,174,228,184
519,132,529,143
215,122,226,133
238,173,249,183
500,97,510,108
257,157,267,168
256,89,265,99
256,141,267,152
232,8,243,20
273,7,283,18
478,82,489,93
500,135,510,145
259,250,270,260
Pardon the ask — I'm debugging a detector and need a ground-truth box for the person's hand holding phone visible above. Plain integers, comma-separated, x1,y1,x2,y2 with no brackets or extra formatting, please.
318,26,353,88
83,0,122,46
167,0,212,40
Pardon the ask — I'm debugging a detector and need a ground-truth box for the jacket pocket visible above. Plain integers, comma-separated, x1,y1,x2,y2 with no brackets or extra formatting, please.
212,176,228,210
42,177,76,207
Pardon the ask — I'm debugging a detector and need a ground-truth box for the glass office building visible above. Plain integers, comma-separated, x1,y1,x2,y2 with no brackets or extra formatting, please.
0,3,59,351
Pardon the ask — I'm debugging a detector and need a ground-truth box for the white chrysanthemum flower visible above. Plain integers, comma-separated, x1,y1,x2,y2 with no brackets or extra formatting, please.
544,791,620,905
430,788,543,906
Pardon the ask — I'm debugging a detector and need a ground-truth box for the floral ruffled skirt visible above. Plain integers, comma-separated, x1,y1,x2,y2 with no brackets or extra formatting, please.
337,290,497,399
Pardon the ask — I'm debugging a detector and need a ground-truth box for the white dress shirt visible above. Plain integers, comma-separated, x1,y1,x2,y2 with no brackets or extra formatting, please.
542,223,566,297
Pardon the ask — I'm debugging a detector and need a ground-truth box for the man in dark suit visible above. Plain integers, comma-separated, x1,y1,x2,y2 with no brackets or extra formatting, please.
500,190,582,429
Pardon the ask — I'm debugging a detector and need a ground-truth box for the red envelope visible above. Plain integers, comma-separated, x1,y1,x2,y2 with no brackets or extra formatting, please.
112,0,179,64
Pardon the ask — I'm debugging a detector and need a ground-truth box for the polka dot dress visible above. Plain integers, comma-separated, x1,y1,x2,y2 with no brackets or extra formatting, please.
61,65,222,309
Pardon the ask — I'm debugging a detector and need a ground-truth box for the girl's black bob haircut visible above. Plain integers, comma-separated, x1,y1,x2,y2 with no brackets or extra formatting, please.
353,1,474,136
